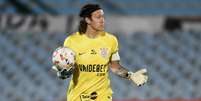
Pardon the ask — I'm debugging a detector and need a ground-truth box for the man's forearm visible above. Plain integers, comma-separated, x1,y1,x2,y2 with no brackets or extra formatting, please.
112,65,130,79
110,61,148,86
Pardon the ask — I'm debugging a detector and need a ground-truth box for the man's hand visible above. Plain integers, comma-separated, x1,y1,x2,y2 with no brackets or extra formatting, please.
129,68,148,86
57,68,73,79
52,65,73,80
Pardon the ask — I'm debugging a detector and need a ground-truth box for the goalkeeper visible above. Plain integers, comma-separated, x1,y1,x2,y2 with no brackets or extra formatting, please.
53,3,148,101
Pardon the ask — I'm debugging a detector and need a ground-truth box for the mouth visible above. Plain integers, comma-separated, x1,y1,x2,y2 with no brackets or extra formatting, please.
100,25,104,29
100,24,104,27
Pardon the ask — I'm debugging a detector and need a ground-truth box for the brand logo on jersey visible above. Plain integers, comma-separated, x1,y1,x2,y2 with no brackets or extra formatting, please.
90,92,97,100
100,48,108,58
90,49,97,55
108,96,112,100
78,52,86,55
78,64,107,72
80,92,98,100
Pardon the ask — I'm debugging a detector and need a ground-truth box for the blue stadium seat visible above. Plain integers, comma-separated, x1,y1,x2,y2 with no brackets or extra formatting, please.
0,30,201,100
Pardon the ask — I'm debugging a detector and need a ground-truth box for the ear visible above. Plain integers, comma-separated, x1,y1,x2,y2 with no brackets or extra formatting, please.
85,17,91,24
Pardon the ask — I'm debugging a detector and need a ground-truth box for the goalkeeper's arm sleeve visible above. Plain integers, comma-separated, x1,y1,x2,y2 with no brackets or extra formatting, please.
52,65,73,80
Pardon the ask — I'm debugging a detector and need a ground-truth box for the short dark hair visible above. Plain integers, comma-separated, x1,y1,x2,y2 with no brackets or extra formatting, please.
78,4,102,34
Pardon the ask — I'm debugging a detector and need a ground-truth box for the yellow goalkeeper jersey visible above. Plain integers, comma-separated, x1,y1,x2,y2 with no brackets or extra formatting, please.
63,31,118,101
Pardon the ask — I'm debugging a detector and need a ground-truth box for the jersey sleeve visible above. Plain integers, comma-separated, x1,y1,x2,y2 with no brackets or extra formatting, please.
112,36,119,53
111,35,120,61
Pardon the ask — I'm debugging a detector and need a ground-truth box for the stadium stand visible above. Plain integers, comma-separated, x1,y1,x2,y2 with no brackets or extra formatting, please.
0,0,201,101
1,0,201,15
0,30,201,100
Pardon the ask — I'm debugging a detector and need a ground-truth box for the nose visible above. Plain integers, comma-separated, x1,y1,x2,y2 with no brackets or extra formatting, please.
101,17,104,24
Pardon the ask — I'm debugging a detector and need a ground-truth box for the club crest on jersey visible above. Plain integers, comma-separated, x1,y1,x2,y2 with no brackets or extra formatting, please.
100,48,108,58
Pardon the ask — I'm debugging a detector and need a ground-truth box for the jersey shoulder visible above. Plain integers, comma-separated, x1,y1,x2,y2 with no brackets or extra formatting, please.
104,32,118,42
64,32,83,42
63,32,81,47
65,32,81,40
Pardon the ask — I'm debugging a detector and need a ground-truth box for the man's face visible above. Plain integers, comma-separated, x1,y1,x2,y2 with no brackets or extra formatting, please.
88,9,105,31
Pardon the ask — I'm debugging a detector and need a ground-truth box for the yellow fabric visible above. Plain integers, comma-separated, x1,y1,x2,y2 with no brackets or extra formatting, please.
63,32,118,101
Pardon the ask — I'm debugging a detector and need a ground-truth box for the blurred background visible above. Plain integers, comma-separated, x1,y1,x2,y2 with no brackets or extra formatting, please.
0,0,201,101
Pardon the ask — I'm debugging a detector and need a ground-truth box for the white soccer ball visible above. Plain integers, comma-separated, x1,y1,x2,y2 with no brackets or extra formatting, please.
52,46,75,70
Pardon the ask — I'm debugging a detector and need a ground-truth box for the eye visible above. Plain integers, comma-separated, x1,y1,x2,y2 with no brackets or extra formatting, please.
98,15,104,19
95,16,101,19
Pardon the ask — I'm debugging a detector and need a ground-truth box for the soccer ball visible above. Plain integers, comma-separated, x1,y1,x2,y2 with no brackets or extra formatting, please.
52,46,75,70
